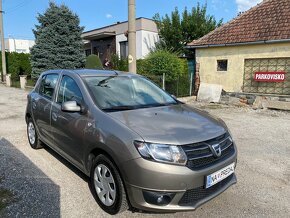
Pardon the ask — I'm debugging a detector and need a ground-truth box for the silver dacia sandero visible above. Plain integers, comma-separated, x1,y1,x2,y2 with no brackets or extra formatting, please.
26,69,237,215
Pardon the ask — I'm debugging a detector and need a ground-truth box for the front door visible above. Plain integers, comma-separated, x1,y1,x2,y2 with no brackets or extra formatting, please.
51,75,87,165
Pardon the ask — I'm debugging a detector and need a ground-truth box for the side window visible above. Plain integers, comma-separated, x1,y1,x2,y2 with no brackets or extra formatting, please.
57,76,83,104
39,74,59,100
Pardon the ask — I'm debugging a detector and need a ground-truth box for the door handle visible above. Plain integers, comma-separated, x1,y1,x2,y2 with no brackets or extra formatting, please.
32,100,37,110
52,112,58,122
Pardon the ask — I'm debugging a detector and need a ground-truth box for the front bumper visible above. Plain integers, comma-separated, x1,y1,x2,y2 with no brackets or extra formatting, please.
121,146,237,212
126,174,236,212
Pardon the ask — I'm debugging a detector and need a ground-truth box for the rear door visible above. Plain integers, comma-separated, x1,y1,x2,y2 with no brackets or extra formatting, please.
32,73,59,146
50,74,87,165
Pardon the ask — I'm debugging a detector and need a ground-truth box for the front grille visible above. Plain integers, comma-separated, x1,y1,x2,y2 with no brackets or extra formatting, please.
182,132,235,170
178,174,234,206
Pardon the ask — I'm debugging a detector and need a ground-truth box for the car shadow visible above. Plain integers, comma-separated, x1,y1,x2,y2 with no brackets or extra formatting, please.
0,138,60,217
44,145,175,215
24,142,178,215
43,145,89,182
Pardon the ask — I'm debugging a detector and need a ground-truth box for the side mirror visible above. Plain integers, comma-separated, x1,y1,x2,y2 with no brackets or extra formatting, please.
61,101,81,113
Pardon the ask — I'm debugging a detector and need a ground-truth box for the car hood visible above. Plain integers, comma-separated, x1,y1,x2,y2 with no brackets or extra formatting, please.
108,104,227,145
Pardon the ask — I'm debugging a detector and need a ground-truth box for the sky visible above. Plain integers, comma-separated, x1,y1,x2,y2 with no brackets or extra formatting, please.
3,0,263,40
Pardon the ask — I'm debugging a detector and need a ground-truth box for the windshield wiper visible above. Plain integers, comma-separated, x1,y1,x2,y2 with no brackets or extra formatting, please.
102,105,137,112
139,102,179,108
103,102,179,112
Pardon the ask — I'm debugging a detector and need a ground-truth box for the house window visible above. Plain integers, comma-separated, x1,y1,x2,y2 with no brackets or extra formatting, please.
217,60,228,71
85,49,91,56
120,41,128,59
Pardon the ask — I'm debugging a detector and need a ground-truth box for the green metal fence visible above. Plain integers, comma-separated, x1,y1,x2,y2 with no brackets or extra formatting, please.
141,74,163,88
165,74,191,97
140,73,192,97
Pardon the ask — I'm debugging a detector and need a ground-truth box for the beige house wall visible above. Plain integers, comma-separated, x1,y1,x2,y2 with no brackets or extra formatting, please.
82,18,158,38
196,42,290,92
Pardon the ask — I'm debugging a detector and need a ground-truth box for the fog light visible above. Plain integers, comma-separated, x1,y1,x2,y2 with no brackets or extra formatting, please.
143,190,175,206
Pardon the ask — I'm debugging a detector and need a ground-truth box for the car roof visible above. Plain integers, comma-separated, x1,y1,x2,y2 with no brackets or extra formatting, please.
42,69,140,77
66,69,140,77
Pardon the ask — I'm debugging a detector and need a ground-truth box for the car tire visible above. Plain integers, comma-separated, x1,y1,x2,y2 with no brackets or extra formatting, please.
90,154,128,215
27,118,43,149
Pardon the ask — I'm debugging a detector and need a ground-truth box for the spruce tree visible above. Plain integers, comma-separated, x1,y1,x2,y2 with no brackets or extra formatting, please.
30,2,85,78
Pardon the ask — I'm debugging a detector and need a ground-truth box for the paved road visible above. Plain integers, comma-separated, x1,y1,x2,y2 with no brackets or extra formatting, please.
0,84,290,218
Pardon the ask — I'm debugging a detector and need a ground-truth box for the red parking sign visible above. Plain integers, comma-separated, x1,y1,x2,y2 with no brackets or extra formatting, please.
254,72,286,82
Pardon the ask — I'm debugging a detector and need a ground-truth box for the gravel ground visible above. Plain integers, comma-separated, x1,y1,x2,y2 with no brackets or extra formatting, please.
0,84,290,218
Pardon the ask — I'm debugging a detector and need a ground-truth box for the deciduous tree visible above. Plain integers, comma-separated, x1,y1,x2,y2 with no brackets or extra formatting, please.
153,4,223,54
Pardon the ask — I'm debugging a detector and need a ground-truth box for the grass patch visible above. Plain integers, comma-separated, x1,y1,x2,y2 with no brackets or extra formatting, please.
26,79,36,87
10,79,36,89
0,188,15,212
11,80,20,88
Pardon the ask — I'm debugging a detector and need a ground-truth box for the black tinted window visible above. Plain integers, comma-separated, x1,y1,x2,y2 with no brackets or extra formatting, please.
217,60,228,71
39,74,59,99
57,76,83,104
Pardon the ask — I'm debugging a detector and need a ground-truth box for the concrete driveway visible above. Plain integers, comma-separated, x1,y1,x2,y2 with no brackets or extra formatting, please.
0,84,290,218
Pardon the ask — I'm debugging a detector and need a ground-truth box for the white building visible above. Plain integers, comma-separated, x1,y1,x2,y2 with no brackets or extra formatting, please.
82,17,159,63
5,38,35,53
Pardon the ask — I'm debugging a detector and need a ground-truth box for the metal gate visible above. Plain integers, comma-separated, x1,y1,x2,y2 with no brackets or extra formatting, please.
243,58,290,95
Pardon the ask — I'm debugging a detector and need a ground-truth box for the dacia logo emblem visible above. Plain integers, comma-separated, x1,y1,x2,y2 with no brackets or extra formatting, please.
210,143,222,158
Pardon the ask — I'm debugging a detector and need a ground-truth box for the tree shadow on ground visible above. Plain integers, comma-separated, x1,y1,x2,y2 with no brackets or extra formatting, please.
0,138,60,217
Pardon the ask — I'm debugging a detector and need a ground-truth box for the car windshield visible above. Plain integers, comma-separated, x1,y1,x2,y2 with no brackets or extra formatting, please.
84,75,178,111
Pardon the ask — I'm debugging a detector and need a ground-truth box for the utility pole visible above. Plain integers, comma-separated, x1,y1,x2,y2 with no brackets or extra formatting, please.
0,0,6,82
128,0,136,73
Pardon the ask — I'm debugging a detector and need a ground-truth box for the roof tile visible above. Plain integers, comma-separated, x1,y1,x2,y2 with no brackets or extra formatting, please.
188,0,290,47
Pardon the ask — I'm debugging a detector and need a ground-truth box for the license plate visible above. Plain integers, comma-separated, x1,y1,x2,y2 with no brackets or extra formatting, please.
206,163,235,188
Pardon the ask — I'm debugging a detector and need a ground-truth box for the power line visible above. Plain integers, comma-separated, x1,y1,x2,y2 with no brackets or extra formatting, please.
6,0,28,11
7,34,35,40
5,0,33,14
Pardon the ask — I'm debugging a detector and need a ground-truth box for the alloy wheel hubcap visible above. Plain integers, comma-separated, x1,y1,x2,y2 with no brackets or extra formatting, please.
94,164,116,206
28,122,36,145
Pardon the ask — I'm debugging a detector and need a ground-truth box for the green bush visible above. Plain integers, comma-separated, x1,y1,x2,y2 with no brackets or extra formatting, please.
139,50,184,82
85,54,103,69
137,51,191,97
136,59,146,74
0,52,32,81
111,54,128,72
179,58,189,76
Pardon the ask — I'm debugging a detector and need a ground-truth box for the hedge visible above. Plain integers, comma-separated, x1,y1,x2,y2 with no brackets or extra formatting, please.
137,50,187,82
0,52,32,81
110,50,190,97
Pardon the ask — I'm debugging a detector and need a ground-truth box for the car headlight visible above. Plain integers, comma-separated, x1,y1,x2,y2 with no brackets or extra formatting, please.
134,141,187,165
